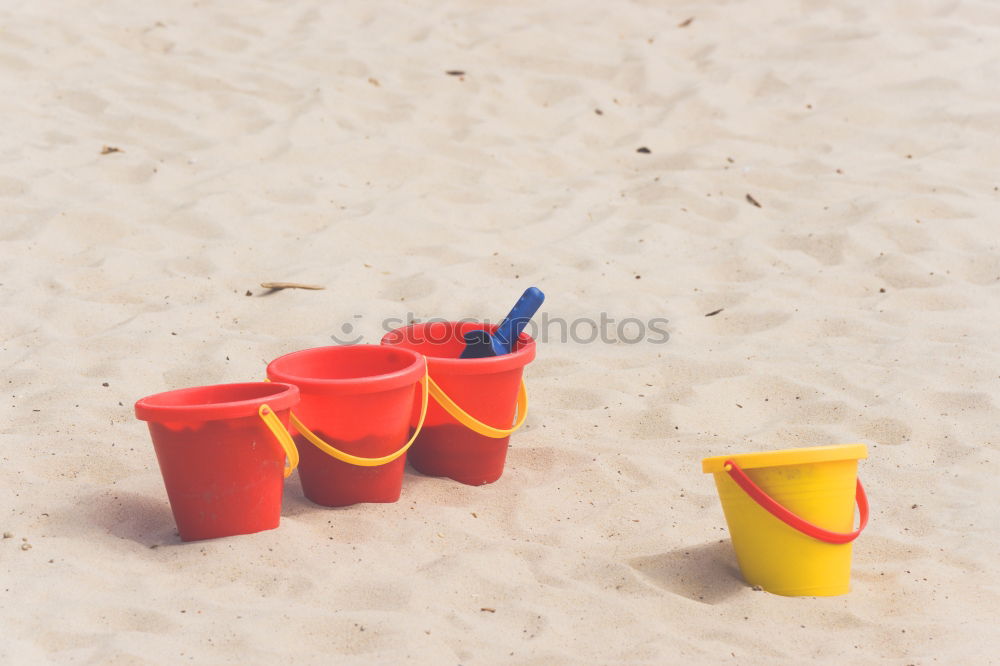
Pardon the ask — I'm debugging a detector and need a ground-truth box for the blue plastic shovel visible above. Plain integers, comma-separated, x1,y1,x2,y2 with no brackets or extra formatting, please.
460,287,545,359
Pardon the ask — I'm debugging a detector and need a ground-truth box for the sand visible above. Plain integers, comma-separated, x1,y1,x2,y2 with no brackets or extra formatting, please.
2,0,1000,662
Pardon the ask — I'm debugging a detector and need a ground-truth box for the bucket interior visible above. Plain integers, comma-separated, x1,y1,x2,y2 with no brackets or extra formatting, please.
141,383,290,409
384,321,530,359
271,346,419,381
135,381,298,425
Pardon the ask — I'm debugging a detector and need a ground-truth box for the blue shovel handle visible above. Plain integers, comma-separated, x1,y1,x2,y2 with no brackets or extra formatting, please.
493,286,545,353
461,287,545,358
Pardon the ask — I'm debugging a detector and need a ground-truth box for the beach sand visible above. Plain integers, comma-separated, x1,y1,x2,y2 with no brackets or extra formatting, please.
2,0,999,662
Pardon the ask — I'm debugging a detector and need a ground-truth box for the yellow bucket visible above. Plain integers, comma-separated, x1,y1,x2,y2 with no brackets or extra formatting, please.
702,443,869,597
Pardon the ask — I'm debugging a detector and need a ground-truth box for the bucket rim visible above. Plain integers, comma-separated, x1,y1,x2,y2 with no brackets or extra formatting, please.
701,443,868,474
135,382,299,423
266,344,424,396
380,321,536,375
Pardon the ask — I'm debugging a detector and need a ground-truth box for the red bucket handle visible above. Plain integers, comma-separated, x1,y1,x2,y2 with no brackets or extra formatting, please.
723,459,869,544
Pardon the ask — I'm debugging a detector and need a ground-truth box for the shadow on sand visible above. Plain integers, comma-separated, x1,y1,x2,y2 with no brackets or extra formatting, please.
629,539,746,604
87,490,182,547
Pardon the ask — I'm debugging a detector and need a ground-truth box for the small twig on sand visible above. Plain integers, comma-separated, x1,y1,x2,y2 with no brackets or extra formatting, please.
259,282,325,291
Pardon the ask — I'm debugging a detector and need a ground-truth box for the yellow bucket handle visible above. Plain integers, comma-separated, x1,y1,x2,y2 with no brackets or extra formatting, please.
258,404,300,478
426,375,528,438
290,360,430,467
267,359,527,467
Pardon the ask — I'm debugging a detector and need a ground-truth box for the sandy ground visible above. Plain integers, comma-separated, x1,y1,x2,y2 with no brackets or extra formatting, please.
2,0,1000,663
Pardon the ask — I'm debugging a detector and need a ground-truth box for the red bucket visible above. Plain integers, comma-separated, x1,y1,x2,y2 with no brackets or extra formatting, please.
266,345,426,507
134,382,300,541
381,321,535,485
